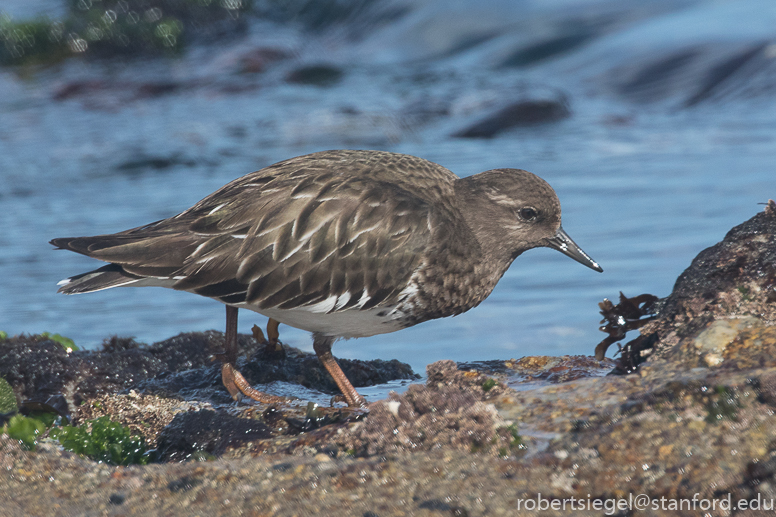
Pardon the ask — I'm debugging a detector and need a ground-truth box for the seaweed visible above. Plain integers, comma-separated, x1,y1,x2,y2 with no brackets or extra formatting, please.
4,414,48,450
594,292,658,361
481,378,497,392
1,0,251,66
40,332,78,352
50,416,152,465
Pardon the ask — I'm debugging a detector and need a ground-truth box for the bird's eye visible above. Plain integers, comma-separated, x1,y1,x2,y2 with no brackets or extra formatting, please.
518,207,539,222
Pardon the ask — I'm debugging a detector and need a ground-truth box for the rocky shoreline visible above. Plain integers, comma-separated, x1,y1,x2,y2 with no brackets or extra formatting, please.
2,201,775,516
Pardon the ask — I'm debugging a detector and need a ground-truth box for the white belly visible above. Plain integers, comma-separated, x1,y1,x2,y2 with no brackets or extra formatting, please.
236,303,408,339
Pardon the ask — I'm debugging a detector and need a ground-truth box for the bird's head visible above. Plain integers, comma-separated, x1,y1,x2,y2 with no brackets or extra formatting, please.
456,168,602,272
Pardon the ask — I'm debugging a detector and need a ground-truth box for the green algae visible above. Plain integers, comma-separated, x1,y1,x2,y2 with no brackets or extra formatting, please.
40,332,78,351
50,416,152,465
481,378,497,392
4,414,48,450
705,385,740,423
0,377,16,415
1,0,251,66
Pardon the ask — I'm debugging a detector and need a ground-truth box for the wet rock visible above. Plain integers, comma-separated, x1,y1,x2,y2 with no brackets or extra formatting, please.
115,153,196,173
321,361,523,457
286,64,345,87
0,331,417,418
236,47,291,74
622,201,776,371
53,80,110,101
7,209,776,513
458,355,615,387
155,409,273,461
453,97,570,138
241,344,419,395
0,334,163,417
52,80,187,110
427,359,509,400
74,392,202,446
661,202,776,323
507,355,615,383
135,364,230,404
335,384,504,456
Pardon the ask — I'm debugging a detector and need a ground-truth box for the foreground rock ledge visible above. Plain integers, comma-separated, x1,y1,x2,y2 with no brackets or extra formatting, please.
2,202,776,516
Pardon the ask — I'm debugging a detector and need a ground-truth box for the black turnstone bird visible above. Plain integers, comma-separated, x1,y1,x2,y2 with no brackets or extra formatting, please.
51,150,601,407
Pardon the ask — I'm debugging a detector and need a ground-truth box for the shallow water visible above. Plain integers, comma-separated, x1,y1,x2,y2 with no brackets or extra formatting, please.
1,0,774,375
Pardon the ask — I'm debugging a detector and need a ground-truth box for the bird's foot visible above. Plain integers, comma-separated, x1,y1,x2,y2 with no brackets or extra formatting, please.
252,322,285,356
330,392,368,409
221,362,288,404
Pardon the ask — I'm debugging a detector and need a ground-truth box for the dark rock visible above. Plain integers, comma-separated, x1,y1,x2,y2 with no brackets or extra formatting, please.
453,98,570,138
0,336,77,406
53,81,109,101
0,330,416,419
134,364,231,404
237,47,290,74
134,82,180,99
286,64,344,87
101,336,143,353
115,153,196,173
155,409,273,461
664,204,776,319
0,334,169,416
609,202,776,371
241,344,418,394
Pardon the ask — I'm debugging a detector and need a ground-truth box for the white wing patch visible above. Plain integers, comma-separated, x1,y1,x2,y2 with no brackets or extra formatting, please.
333,292,351,310
208,203,226,215
304,296,339,314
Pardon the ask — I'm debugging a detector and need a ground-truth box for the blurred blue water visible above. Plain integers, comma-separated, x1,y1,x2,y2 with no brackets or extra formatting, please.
1,0,774,374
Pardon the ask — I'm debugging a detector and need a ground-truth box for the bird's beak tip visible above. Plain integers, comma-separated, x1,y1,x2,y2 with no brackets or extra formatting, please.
547,226,603,273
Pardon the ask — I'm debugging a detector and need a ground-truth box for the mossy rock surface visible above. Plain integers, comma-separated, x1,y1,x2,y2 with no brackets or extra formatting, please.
0,377,17,415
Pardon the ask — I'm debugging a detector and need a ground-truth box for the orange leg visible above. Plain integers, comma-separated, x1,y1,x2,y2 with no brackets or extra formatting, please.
267,318,280,344
313,334,367,408
221,305,286,404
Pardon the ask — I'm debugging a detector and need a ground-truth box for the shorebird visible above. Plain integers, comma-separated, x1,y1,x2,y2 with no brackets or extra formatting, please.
52,150,602,407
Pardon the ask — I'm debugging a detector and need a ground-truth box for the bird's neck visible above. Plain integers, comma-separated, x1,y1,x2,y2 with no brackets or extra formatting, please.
453,175,519,267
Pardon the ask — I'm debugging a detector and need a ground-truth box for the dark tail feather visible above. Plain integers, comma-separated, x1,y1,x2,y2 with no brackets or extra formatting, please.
57,264,141,294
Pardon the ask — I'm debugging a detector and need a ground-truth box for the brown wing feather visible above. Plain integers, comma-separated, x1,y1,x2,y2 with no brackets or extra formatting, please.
52,150,461,310
226,176,434,311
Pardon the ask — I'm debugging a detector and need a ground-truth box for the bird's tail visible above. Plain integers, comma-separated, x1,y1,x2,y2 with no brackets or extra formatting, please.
56,264,141,294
